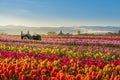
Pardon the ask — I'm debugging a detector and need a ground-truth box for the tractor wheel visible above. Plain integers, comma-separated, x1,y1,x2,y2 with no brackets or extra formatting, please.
23,36,29,40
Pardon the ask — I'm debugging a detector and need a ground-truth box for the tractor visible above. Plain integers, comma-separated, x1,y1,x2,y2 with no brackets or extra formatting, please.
21,31,41,40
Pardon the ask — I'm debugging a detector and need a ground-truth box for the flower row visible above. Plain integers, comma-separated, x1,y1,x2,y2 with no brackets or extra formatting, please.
0,51,120,80
0,44,120,61
1,35,120,46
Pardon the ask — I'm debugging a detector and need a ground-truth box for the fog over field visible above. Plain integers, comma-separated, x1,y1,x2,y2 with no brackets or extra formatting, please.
0,25,120,35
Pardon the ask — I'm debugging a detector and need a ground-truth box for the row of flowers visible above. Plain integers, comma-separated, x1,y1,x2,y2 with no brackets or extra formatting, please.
1,35,120,46
1,35,120,40
0,50,120,80
0,44,120,61
43,35,120,40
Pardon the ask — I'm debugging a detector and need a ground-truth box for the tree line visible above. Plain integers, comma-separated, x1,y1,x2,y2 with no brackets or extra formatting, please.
47,30,120,36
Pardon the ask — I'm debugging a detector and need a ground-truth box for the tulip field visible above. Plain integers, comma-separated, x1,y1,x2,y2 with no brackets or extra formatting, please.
0,35,120,80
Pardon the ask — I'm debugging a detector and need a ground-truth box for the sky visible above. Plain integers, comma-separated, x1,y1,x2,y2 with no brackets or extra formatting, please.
0,0,120,27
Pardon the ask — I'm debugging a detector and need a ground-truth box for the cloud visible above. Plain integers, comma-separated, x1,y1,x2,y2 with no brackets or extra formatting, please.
79,28,112,34
0,15,55,27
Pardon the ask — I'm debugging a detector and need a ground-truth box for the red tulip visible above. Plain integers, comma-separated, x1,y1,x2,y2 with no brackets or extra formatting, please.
42,75,47,80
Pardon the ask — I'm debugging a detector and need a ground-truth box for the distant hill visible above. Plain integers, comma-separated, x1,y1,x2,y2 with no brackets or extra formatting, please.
0,25,120,35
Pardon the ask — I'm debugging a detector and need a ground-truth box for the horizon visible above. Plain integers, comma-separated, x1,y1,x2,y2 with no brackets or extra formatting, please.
0,0,120,27
0,25,120,35
0,25,120,28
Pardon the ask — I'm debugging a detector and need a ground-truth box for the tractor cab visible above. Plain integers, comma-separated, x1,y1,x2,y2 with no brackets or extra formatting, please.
21,31,41,40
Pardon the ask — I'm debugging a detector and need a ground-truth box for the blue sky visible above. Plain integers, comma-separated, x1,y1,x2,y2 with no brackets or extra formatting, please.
0,0,120,27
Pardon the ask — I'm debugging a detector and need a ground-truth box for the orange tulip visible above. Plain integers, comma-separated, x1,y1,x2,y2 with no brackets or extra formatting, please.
51,70,57,77
9,70,14,76
41,69,47,75
76,74,81,80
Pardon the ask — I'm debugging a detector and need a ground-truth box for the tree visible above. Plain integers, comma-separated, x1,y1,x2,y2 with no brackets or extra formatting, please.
66,33,72,36
77,30,81,35
106,32,113,36
47,31,57,36
58,30,64,35
118,30,120,35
